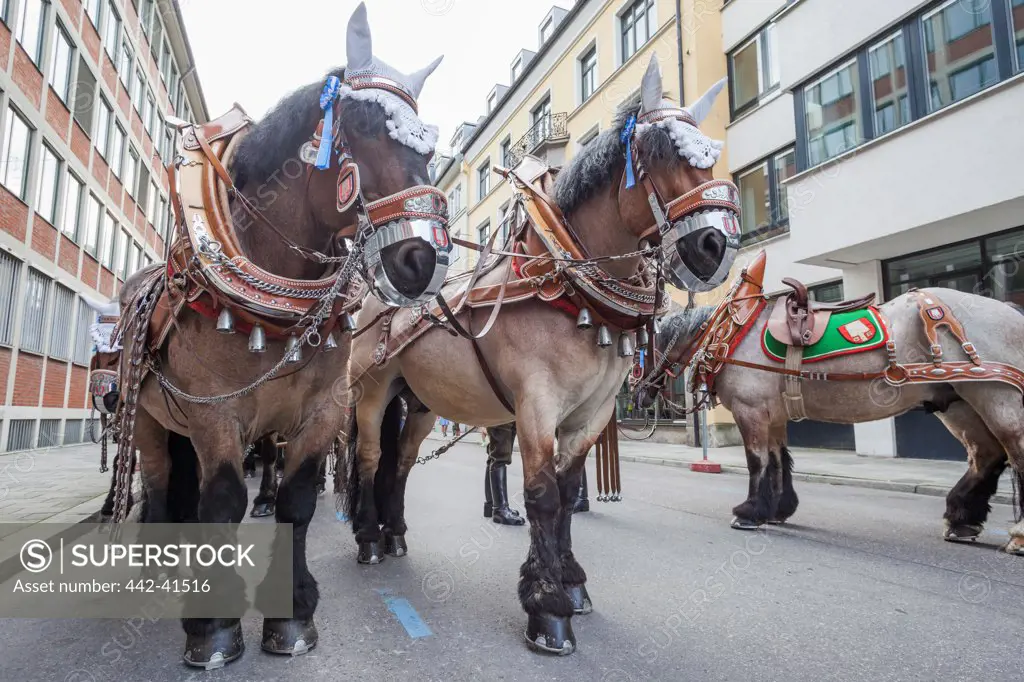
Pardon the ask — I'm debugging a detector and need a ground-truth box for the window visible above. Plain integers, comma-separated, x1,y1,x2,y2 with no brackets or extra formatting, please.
48,284,75,360
162,126,173,163
95,97,113,157
73,300,94,365
137,164,150,210
115,228,130,278
147,180,158,218
50,23,75,104
21,269,51,354
16,0,46,65
885,240,983,299
119,40,133,85
477,161,490,200
477,220,490,245
131,242,142,276
809,281,845,304
124,148,139,198
735,147,794,245
110,123,126,177
169,63,180,103
580,46,597,102
132,70,145,112
511,58,523,82
730,23,780,115
498,202,511,244
36,145,62,225
620,0,654,62
83,194,101,256
157,196,167,238
804,60,862,166
448,184,462,215
150,18,163,62
102,1,120,59
923,0,996,111
487,91,497,114
160,43,171,83
85,0,101,27
868,32,910,136
6,420,35,452
1,107,32,200
37,420,59,448
0,252,22,347
64,419,83,445
62,173,85,241
499,137,512,168
144,90,156,137
1014,0,1024,72
540,17,554,44
74,59,97,133
531,95,552,140
140,0,154,35
99,211,115,267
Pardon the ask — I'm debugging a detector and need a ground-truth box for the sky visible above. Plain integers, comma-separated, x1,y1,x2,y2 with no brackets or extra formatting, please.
178,0,574,155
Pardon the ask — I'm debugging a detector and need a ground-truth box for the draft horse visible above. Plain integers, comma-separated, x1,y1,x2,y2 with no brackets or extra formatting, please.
345,57,739,655
646,251,1024,554
112,4,449,668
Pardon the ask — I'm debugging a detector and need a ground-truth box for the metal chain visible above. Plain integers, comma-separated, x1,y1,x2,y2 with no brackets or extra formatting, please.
201,244,338,299
416,426,478,465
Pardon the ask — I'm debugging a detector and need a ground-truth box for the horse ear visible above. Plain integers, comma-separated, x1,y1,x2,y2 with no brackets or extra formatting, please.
407,55,443,99
686,78,727,126
346,2,373,72
640,54,663,113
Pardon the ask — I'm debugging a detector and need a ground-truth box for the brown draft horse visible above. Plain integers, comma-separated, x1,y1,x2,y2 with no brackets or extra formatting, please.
117,5,446,668
344,58,736,655
651,256,1024,554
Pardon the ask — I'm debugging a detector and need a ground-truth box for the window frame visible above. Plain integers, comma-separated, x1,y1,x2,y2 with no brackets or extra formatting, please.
36,143,62,226
794,0,1018,172
102,0,121,61
1,106,34,201
477,160,491,201
732,145,795,246
619,0,655,64
49,22,75,104
0,251,22,348
20,268,52,356
16,0,47,66
728,22,780,118
61,171,85,242
580,45,598,103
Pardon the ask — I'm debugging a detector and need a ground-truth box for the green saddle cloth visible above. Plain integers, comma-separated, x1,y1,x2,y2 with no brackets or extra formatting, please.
762,307,888,363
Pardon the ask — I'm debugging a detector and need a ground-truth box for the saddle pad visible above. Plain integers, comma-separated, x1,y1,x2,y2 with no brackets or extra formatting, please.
762,307,889,364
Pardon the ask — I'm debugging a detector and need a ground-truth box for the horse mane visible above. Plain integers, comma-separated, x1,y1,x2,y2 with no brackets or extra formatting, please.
552,96,685,215
230,67,390,191
657,304,714,358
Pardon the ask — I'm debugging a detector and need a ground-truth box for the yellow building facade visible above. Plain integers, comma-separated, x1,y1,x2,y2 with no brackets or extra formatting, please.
433,0,737,443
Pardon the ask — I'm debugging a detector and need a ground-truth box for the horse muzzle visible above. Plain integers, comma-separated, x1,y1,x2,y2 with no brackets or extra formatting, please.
362,187,452,307
662,208,740,293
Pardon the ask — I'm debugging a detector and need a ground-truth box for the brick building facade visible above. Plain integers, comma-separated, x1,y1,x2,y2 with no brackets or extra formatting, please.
0,0,207,452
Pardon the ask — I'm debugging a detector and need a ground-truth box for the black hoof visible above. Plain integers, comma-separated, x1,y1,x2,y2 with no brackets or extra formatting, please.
492,507,526,526
357,540,385,565
316,483,326,496
182,622,244,669
572,499,590,513
731,516,763,530
565,584,593,615
384,533,408,557
944,524,983,543
250,502,275,518
261,618,318,656
524,613,576,655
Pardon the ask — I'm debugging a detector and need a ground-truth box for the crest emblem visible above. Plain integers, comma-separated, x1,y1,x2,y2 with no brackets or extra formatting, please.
838,317,876,344
926,306,945,321
337,162,360,213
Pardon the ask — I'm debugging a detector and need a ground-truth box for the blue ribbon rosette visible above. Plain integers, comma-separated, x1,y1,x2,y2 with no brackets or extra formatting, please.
316,76,342,170
620,113,637,189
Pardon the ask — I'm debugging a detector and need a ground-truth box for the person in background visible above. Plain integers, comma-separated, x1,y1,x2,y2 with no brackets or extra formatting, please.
438,416,449,438
453,422,461,438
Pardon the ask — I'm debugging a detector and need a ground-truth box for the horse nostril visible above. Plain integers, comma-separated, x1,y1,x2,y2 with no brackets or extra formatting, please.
698,229,726,261
397,241,433,280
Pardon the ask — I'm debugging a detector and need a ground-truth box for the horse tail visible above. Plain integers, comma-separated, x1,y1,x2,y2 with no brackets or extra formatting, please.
342,410,360,524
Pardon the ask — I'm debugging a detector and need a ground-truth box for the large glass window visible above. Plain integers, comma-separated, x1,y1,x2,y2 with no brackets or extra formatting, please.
119,40,133,86
885,241,982,298
99,211,115,268
132,70,145,112
620,0,654,62
61,173,85,241
730,23,780,115
869,31,910,136
125,148,139,198
0,252,22,347
36,145,61,225
804,60,862,166
1,108,32,200
115,228,129,278
477,161,490,200
772,148,796,225
48,284,75,360
580,47,597,102
73,60,97,134
102,1,120,59
987,230,1024,304
923,0,996,112
1014,0,1024,72
50,24,75,104
85,0,101,28
110,123,126,177
95,98,112,157
737,163,769,241
735,148,794,245
21,269,51,354
16,0,46,65
83,194,101,256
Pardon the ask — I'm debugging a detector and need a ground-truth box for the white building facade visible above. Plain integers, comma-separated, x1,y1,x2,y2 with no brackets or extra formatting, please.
722,0,1024,459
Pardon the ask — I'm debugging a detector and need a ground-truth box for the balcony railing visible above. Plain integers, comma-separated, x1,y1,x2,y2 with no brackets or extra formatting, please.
506,113,568,168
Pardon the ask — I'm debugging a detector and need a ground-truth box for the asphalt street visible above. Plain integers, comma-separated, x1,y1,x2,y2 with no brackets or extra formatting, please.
3,442,1024,682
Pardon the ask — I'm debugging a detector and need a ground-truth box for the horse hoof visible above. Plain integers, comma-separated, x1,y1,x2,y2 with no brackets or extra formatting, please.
250,502,275,518
944,524,983,543
261,618,318,656
766,517,788,526
384,534,408,557
731,516,763,530
357,540,385,565
524,613,576,655
565,584,593,615
182,622,244,669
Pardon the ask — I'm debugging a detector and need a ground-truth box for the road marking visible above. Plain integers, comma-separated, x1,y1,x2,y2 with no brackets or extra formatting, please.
376,588,433,639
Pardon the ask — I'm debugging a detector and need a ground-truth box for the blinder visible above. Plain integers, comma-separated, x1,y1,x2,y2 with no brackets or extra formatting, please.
304,73,451,307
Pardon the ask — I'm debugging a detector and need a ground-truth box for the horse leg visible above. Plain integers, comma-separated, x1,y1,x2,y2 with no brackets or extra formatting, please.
134,410,172,523
180,427,248,669
767,422,798,525
352,395,400,564
251,437,279,518
517,405,576,655
555,426,600,618
730,403,779,530
382,404,435,557
934,401,1007,542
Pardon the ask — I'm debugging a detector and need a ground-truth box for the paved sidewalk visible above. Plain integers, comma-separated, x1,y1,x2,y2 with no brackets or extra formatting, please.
0,442,110,535
423,427,1000,503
